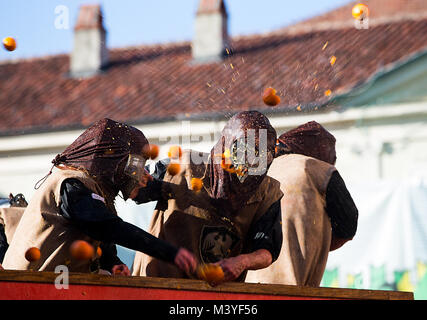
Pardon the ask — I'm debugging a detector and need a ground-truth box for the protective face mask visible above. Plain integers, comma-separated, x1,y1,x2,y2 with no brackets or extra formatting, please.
121,154,148,200
230,138,266,183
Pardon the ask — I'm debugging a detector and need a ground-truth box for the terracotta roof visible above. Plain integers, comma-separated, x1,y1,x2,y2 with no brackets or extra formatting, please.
1,1,427,136
283,0,427,33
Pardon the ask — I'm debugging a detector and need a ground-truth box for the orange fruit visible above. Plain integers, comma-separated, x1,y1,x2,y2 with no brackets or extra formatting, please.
223,148,231,159
167,163,181,176
352,4,369,20
191,178,203,192
70,240,94,261
168,145,182,159
262,87,281,107
324,89,332,96
96,246,102,258
149,144,159,159
25,247,41,262
197,264,224,284
221,157,235,173
3,37,16,51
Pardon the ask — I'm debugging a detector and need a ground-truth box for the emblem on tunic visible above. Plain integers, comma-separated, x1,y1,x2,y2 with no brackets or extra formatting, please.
199,226,239,264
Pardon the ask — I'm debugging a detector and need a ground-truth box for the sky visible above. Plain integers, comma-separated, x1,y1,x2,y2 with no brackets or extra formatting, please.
0,0,353,61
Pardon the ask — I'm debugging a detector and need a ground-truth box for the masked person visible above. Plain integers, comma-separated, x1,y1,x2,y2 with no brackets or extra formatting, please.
245,121,358,287
132,111,284,282
2,118,197,275
0,193,28,264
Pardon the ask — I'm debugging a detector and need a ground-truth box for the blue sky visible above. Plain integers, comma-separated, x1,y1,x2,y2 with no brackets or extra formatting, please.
0,0,352,61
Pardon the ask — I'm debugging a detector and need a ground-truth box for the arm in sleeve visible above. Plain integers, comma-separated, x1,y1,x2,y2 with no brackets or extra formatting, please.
59,179,178,264
248,200,283,262
325,171,359,239
99,242,124,271
133,158,170,204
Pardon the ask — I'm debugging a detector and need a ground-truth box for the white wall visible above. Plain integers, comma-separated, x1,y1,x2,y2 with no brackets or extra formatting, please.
1,101,427,200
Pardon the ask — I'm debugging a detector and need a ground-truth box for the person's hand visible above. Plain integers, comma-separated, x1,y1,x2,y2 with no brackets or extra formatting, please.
174,248,197,275
138,168,153,187
130,169,153,199
111,264,131,276
216,255,248,282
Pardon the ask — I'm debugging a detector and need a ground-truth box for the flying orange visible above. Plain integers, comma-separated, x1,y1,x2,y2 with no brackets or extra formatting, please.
96,246,102,258
3,37,16,51
167,162,181,176
70,240,94,261
352,4,369,20
25,247,41,262
168,146,182,159
148,144,159,159
191,177,203,192
262,87,281,106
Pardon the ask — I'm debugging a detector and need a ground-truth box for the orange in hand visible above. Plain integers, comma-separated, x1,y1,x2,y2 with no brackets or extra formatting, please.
168,146,182,159
262,87,281,107
197,264,224,285
25,247,41,262
70,240,94,261
167,162,181,176
3,37,16,51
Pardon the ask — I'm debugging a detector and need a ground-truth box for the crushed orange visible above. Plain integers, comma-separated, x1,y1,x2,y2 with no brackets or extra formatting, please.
262,87,281,107
322,41,329,51
330,56,337,66
220,153,244,176
197,264,224,284
221,157,235,173
324,89,332,96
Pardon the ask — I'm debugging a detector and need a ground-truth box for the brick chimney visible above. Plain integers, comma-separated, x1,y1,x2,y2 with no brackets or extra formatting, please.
70,4,108,77
192,0,229,63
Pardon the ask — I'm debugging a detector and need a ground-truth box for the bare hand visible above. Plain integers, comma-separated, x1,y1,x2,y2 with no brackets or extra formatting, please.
174,248,197,275
139,169,153,187
130,169,153,199
111,264,131,276
216,256,248,282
